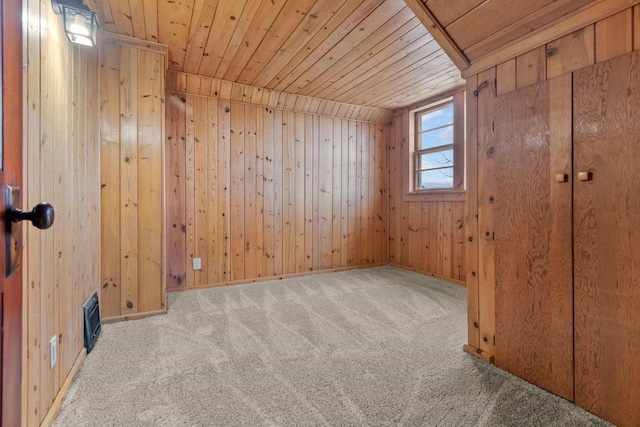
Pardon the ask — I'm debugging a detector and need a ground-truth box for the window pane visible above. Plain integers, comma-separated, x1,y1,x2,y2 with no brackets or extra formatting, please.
418,168,454,189
420,148,453,170
419,125,453,150
419,104,453,131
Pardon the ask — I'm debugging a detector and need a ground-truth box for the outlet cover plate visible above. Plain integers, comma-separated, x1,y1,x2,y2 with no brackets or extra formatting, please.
50,335,57,369
193,258,202,270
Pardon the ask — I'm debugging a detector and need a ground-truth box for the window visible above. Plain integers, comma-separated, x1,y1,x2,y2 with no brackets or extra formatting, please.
415,102,455,189
405,91,465,198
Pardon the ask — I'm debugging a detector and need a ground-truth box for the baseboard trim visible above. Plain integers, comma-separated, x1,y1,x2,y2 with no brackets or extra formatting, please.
463,344,495,363
40,348,87,427
168,263,389,292
389,263,467,287
102,308,168,324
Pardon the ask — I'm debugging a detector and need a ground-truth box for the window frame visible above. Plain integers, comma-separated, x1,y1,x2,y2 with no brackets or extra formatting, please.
403,90,465,202
414,101,455,190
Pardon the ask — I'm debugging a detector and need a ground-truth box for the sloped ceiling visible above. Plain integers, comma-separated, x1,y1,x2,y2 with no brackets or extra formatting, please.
86,0,464,110
406,0,634,77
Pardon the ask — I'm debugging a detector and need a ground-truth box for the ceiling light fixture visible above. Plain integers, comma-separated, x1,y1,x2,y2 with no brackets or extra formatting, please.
51,0,99,47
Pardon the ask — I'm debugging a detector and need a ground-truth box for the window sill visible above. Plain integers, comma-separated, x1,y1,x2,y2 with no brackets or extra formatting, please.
402,189,466,203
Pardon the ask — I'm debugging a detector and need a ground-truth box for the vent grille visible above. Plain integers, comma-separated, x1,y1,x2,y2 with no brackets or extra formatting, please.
83,291,101,353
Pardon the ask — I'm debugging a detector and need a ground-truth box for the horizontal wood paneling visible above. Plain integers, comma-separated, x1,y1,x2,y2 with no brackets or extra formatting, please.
23,0,100,424
99,37,166,319
165,94,389,290
166,71,394,125
89,0,464,109
387,109,466,284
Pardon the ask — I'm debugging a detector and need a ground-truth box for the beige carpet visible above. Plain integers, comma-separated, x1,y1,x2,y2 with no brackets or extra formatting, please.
54,266,608,426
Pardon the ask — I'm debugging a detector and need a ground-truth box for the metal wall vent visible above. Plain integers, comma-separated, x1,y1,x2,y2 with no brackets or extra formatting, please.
83,291,101,353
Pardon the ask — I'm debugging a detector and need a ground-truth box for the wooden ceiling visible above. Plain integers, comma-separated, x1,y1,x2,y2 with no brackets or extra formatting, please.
87,0,464,110
407,0,634,77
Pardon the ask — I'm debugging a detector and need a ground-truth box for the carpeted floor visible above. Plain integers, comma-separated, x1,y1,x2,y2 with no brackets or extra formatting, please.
54,266,609,426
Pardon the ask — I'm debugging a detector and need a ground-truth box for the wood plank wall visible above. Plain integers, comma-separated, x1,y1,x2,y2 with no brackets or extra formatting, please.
465,5,640,360
387,108,466,285
99,34,167,320
165,93,388,290
166,71,394,125
23,0,100,424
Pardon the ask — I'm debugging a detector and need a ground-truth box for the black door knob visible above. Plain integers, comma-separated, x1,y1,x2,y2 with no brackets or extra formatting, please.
11,202,55,230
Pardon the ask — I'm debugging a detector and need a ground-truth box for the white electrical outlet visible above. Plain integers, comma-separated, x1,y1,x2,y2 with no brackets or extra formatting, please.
50,336,57,369
193,257,202,271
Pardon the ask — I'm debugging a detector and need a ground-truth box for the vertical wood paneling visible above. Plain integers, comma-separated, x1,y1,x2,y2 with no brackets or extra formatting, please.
355,123,363,266
255,107,265,278
347,121,358,265
263,108,275,277
595,9,633,63
218,101,232,281
100,40,166,314
387,116,399,264
496,59,516,96
24,1,100,423
332,120,342,267
546,26,595,79
137,49,164,311
100,42,122,317
193,96,208,286
166,93,186,289
318,117,333,270
244,104,258,279
495,5,638,98
166,96,388,289
206,99,219,284
477,67,497,355
516,46,547,89
230,103,245,280
304,115,314,271
185,96,195,287
25,0,42,421
386,107,467,286
295,114,306,272
120,47,139,315
273,110,284,275
282,111,295,274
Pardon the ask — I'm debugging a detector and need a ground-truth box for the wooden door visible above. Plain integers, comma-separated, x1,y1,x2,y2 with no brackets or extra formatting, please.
493,74,574,401
0,0,23,425
573,51,640,427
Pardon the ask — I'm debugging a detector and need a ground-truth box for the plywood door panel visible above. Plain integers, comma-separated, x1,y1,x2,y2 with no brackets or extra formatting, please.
493,74,573,401
573,51,640,427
